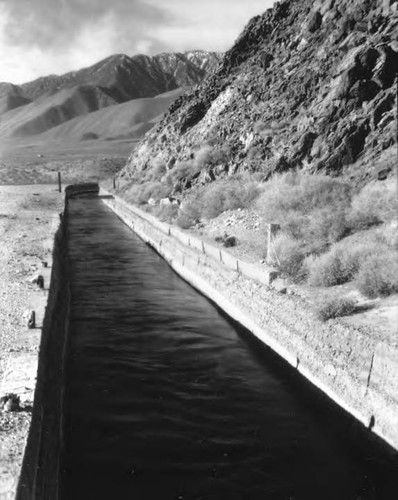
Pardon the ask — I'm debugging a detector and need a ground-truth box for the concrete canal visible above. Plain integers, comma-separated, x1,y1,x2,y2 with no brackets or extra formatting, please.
58,196,397,499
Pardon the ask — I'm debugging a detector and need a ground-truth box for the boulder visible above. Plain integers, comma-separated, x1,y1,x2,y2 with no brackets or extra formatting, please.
357,47,380,75
307,11,323,33
272,278,288,294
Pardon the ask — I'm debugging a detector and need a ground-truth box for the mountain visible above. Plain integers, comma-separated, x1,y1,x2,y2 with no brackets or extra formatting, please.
0,50,222,138
0,83,31,114
119,0,397,189
9,51,222,104
0,85,118,137
37,88,184,142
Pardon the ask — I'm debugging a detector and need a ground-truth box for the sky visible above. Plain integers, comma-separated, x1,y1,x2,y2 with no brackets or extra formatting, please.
0,0,274,85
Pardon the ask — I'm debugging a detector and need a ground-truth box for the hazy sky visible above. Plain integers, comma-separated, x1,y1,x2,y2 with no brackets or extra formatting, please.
0,0,274,84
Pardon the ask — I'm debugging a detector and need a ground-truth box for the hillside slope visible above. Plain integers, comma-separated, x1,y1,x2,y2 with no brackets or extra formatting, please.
37,88,184,142
0,83,31,114
120,0,397,189
0,51,221,139
0,85,118,137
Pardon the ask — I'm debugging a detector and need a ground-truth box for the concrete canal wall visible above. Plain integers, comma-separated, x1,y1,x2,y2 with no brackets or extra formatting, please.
16,209,70,500
101,190,398,453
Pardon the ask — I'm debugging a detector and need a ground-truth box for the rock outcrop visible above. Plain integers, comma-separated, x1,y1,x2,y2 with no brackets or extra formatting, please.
120,0,397,189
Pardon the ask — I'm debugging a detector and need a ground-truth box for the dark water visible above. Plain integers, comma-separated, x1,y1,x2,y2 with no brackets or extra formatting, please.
60,198,397,500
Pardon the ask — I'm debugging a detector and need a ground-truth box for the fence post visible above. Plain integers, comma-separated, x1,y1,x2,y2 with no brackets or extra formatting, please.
58,172,62,193
266,223,280,265
365,352,375,395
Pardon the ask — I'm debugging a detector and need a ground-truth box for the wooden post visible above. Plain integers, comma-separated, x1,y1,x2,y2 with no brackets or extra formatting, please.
266,223,280,265
37,275,44,289
113,177,116,189
58,172,62,193
365,353,375,395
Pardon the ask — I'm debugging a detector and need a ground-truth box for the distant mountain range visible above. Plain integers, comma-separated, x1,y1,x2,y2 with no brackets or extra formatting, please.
0,51,222,140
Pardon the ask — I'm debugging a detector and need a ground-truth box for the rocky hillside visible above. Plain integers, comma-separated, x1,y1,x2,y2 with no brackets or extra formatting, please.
120,0,397,189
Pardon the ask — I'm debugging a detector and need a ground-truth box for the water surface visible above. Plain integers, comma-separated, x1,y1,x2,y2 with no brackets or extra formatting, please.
60,197,397,500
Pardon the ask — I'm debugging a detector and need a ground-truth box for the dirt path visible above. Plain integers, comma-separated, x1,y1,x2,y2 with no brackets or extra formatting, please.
0,185,63,500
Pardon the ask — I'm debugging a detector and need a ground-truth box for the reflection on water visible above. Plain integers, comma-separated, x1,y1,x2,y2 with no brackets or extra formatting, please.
60,198,397,500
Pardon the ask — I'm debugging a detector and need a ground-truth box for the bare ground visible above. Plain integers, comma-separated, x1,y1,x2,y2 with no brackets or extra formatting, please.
0,185,63,500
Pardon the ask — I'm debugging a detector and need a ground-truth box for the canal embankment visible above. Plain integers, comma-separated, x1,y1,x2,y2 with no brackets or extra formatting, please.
101,189,398,453
0,185,64,500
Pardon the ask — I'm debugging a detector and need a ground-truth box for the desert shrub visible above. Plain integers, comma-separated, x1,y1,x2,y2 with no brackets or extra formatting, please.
167,161,199,183
174,175,262,225
126,181,172,205
376,221,398,249
154,204,179,223
306,232,397,288
257,172,352,250
142,182,172,203
306,242,369,287
356,249,398,298
201,184,227,218
194,145,227,169
272,234,306,282
349,180,397,230
176,211,195,229
175,194,204,228
306,248,348,287
316,296,356,321
200,176,261,219
257,172,351,219
150,156,167,180
304,207,350,249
